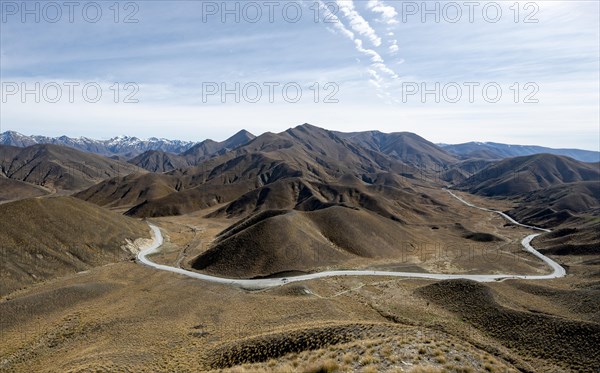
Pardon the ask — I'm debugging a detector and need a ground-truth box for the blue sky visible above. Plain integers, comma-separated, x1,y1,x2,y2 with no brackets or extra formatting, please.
0,0,598,150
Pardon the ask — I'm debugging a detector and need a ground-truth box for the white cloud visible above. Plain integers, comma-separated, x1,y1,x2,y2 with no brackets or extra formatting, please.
371,62,397,79
335,0,382,46
354,39,384,63
319,3,387,72
326,17,355,41
318,2,387,66
366,0,399,25
365,0,400,56
367,0,400,54
317,0,398,99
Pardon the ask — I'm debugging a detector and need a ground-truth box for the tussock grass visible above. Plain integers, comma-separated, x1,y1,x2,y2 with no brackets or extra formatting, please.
416,279,600,372
206,322,517,373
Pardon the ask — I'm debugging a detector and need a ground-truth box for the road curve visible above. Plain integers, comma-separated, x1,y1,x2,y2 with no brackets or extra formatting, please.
136,190,566,289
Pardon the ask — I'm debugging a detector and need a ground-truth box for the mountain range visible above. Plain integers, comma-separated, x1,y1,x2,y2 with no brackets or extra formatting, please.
0,144,142,191
3,130,598,163
62,123,599,239
0,131,196,157
1,124,599,373
1,123,598,243
128,130,256,172
3,125,598,215
440,141,599,163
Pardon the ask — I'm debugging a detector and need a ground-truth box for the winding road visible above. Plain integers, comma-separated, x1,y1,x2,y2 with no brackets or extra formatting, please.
137,189,566,289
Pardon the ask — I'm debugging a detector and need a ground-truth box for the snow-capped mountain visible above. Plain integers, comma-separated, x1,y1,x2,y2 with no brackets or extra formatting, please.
0,131,197,157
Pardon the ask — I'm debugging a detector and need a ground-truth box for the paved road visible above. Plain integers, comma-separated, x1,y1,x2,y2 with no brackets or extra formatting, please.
137,190,566,289
444,189,551,232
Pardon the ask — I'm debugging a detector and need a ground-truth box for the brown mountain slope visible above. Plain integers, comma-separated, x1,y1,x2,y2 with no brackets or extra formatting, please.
416,280,600,372
458,154,600,196
360,171,418,189
0,144,21,163
182,129,256,162
124,182,259,217
129,130,257,173
128,150,190,173
81,153,305,213
122,160,432,220
124,154,313,217
193,124,421,184
78,124,428,217
191,206,420,278
521,181,600,213
0,178,49,202
441,158,496,184
0,144,142,191
334,130,458,169
242,124,418,179
0,197,148,296
74,172,181,208
504,181,600,226
207,176,445,223
172,152,305,187
533,218,600,256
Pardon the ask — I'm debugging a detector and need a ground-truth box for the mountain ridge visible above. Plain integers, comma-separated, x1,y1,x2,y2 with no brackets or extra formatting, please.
457,153,600,196
0,143,142,191
335,130,458,169
441,141,599,163
3,129,597,162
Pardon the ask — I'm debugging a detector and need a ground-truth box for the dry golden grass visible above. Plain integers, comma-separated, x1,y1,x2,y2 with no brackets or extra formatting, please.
0,196,148,296
205,327,517,373
189,186,552,280
1,189,597,373
416,279,600,372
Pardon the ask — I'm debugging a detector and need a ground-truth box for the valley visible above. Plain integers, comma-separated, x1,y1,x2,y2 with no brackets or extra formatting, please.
0,124,598,372
136,188,564,290
3,2,598,371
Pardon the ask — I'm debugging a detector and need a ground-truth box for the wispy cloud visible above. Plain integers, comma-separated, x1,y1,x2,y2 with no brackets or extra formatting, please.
366,0,398,25
366,0,400,55
318,0,398,99
353,39,383,63
335,0,382,46
0,0,597,149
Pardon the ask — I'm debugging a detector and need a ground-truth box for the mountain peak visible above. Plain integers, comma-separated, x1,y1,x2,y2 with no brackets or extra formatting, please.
1,132,196,156
227,129,254,140
1,130,26,139
235,129,253,136
222,129,256,149
1,130,22,136
286,123,331,136
296,123,322,131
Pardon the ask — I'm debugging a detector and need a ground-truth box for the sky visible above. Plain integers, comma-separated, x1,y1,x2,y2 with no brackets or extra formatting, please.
0,0,598,150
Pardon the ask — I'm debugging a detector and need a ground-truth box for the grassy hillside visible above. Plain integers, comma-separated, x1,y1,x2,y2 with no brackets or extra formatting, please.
128,150,190,173
0,197,148,296
335,130,458,169
416,280,600,372
0,144,142,191
458,154,599,196
208,176,445,224
0,178,49,202
191,206,424,278
77,124,430,217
